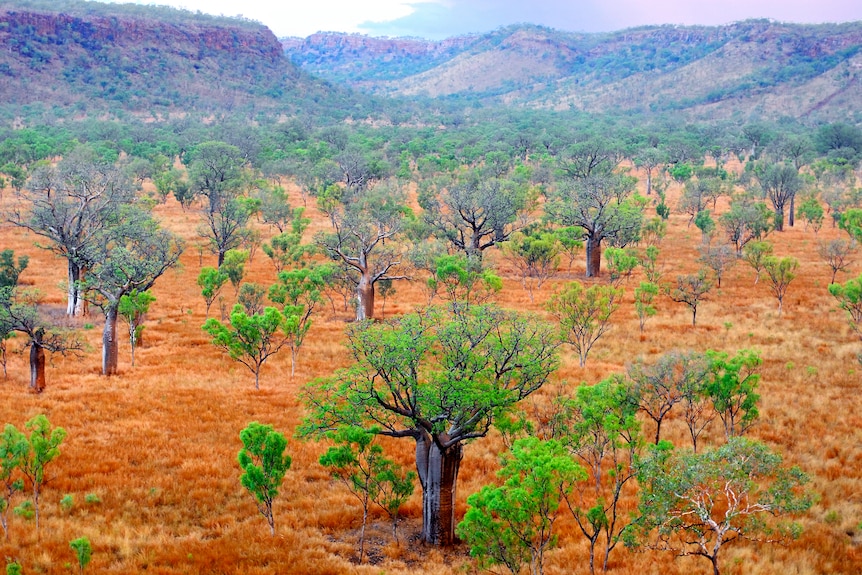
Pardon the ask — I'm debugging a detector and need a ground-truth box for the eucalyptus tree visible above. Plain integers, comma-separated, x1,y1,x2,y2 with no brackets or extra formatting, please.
8,147,135,315
300,305,560,546
187,141,252,266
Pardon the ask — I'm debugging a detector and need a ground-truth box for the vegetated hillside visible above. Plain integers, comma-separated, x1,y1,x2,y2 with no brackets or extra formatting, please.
282,21,862,121
0,0,335,117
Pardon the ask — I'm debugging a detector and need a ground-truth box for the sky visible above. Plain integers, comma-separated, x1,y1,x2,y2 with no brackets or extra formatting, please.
102,0,862,39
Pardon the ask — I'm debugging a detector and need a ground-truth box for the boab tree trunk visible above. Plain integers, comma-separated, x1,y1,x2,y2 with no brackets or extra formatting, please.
29,332,46,393
355,272,375,322
102,305,119,376
416,432,463,546
586,235,602,278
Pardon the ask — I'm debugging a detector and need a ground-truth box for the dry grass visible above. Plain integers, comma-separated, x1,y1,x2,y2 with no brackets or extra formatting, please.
1,172,861,575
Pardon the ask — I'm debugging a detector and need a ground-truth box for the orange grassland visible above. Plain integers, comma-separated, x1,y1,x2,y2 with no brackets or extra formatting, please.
1,169,861,575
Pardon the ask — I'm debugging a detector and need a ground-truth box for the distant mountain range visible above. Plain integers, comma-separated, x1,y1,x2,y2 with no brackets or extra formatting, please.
282,21,862,121
0,0,860,123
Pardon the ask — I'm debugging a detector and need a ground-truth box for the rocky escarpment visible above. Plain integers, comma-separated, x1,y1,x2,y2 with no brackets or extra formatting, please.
0,2,305,114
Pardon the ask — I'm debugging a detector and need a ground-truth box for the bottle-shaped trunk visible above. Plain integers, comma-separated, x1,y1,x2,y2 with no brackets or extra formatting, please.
29,338,46,393
416,433,462,546
355,273,375,322
585,235,602,278
102,305,120,376
66,260,81,316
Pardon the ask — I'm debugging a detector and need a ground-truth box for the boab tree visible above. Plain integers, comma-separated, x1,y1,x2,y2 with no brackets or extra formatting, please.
546,174,642,277
316,181,409,321
82,207,183,376
8,148,135,315
751,162,802,232
0,287,81,393
419,170,526,261
300,305,560,546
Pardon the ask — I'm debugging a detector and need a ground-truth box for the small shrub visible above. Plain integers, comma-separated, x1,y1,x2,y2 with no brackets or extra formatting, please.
70,536,92,574
60,494,74,512
84,493,101,505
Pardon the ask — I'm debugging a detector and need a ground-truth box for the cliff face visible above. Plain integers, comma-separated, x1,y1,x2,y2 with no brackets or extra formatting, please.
0,5,303,113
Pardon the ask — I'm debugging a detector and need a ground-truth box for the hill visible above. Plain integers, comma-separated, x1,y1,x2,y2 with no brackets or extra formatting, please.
282,21,862,121
0,0,336,118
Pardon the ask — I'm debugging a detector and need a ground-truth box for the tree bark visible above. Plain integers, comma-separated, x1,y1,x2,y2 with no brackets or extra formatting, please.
66,260,82,316
416,433,463,546
774,208,784,232
355,272,375,322
586,235,602,278
29,339,45,393
788,194,796,227
102,305,119,376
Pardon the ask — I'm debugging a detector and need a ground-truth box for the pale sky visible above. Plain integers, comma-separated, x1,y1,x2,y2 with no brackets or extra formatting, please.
102,0,862,39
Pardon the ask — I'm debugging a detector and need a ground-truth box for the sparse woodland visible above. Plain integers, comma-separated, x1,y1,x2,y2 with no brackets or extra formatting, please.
0,4,861,574
0,117,860,575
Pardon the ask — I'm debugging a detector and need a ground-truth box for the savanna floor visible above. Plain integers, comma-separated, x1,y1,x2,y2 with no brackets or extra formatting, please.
1,173,862,575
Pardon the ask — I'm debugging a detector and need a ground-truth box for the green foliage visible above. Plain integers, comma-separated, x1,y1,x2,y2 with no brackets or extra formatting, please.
742,241,773,284
221,249,249,295
762,256,799,315
238,422,291,536
839,208,862,244
796,196,824,233
604,247,638,284
261,208,312,273
319,426,415,558
84,493,101,505
0,423,28,539
70,536,92,574
828,273,862,340
5,562,22,575
457,437,585,575
548,282,622,367
17,415,66,535
502,230,561,300
60,494,74,512
555,226,584,270
553,376,642,575
694,209,715,242
705,349,761,438
0,250,29,291
197,267,229,317
202,305,289,389
721,199,773,256
268,264,334,376
118,289,155,366
634,281,659,333
629,438,813,575
426,253,501,307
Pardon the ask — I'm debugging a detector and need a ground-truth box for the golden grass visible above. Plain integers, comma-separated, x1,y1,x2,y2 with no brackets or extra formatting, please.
1,173,861,574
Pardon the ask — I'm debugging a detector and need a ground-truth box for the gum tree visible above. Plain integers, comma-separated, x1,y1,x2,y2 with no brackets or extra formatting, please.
300,305,560,546
628,438,812,575
547,282,623,368
458,437,584,575
238,422,291,536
